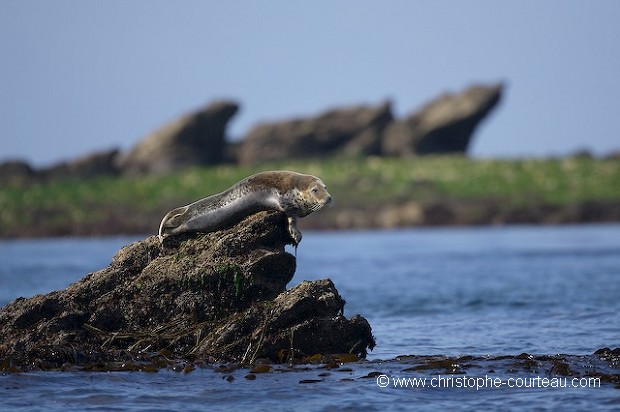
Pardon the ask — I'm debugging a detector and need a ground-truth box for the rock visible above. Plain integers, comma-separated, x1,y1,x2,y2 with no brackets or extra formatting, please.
66,148,121,177
42,149,121,180
382,83,503,155
604,150,620,161
376,201,425,228
0,211,374,371
117,101,239,175
0,159,35,186
0,150,120,186
237,101,393,164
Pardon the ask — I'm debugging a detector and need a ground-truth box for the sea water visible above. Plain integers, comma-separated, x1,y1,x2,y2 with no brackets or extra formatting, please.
1,225,619,410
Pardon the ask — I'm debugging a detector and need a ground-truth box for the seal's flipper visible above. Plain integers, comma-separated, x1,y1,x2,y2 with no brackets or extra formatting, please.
158,205,191,242
287,216,302,248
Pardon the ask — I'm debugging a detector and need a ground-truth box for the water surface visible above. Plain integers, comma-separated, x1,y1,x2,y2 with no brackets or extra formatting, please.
1,225,619,410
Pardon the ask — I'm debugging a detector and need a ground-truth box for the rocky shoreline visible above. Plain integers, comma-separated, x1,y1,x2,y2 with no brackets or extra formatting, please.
2,79,618,238
1,197,618,239
0,211,375,371
308,198,620,230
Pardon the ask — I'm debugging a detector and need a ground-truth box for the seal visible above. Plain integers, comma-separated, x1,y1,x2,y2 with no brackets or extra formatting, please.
158,170,332,246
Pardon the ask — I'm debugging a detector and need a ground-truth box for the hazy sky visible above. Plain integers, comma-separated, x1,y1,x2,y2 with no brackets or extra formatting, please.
2,0,619,166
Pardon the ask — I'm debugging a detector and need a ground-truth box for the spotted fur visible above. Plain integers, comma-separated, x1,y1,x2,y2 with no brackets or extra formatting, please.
158,170,332,245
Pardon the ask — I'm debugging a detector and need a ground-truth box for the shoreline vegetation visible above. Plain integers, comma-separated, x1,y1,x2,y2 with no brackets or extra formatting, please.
1,155,619,238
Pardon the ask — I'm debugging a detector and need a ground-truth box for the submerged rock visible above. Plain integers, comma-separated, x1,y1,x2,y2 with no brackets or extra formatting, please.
0,211,374,371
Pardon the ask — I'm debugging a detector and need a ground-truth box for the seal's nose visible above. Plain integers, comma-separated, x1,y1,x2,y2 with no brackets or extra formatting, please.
326,195,333,205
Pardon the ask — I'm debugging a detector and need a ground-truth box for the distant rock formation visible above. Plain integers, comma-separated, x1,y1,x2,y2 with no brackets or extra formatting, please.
382,83,503,155
0,160,36,186
0,149,120,185
117,101,239,175
0,211,375,370
237,84,502,164
237,101,393,165
0,83,504,183
42,149,121,180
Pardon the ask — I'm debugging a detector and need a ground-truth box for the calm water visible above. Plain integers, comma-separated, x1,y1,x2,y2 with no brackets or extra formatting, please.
1,225,619,410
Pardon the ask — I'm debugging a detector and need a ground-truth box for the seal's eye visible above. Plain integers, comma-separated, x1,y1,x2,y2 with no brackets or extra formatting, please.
311,187,319,194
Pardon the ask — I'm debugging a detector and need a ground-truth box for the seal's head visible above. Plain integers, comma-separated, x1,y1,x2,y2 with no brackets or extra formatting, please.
274,172,332,218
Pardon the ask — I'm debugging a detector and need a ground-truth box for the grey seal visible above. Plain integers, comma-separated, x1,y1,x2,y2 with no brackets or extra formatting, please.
158,170,332,245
